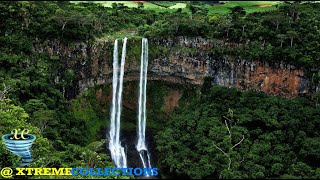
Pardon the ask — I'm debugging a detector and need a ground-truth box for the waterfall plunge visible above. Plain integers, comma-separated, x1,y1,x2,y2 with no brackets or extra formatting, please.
136,38,152,174
109,38,128,168
109,38,152,172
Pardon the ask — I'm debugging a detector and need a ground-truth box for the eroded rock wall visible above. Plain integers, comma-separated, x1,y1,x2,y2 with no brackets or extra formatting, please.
32,37,314,98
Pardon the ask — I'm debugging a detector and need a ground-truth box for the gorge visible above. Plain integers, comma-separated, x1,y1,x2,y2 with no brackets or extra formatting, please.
2,1,320,179
32,36,319,174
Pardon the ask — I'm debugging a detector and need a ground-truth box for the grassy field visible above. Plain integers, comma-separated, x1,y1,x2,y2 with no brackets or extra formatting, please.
71,1,281,14
207,1,281,15
168,2,187,9
72,1,165,9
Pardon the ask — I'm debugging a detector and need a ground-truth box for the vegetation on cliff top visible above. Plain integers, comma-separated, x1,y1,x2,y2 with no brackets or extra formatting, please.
140,1,320,68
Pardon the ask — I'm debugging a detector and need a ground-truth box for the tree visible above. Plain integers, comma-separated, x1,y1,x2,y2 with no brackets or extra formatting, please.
111,3,127,10
57,1,69,9
230,6,246,16
186,3,200,19
217,15,233,38
31,109,57,133
241,23,247,34
276,34,287,47
287,30,299,47
230,6,246,21
288,1,302,22
0,83,11,101
23,99,48,114
252,24,269,48
111,2,118,9
235,18,248,42
265,13,284,30
212,109,245,178
53,9,76,30
137,2,144,9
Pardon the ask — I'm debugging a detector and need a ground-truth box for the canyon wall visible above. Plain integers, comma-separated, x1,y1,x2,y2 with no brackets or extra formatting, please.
32,37,316,99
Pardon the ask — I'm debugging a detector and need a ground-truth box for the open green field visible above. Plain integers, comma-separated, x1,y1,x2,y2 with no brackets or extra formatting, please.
71,1,165,9
71,1,281,14
168,2,187,9
207,1,281,15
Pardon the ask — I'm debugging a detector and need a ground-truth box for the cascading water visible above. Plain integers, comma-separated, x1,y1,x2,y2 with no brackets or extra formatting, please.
136,38,152,174
109,38,128,168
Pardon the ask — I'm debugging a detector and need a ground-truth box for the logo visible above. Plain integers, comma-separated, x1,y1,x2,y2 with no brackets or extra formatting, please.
0,167,13,178
10,129,30,140
71,167,158,177
2,129,36,166
0,167,159,178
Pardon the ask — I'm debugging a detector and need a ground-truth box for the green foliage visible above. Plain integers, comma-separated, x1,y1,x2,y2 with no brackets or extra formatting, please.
138,2,144,9
230,6,246,20
0,97,122,178
156,86,320,179
30,140,131,179
0,98,53,168
138,2,320,68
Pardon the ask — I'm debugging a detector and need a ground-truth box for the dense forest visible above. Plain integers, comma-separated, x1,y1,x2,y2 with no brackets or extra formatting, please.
0,1,319,179
156,82,320,179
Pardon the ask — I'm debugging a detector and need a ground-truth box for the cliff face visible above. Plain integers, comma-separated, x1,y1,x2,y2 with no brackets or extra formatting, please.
209,57,309,97
32,37,315,99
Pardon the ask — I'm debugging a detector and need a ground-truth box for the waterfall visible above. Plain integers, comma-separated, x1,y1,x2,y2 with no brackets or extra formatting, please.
136,38,152,174
109,38,128,168
108,37,152,172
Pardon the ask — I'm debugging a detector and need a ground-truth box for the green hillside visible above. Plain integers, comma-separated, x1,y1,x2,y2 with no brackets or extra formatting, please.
71,1,281,14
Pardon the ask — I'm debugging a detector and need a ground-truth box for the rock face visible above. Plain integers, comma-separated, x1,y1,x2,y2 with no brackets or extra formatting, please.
209,57,309,97
32,37,314,99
